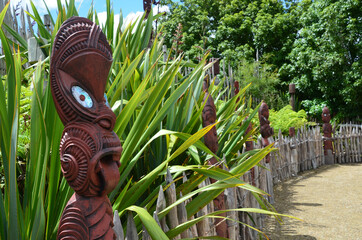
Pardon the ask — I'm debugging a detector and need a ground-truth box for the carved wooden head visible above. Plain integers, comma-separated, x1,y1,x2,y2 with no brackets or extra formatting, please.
322,106,331,123
202,77,218,153
258,102,269,125
259,102,274,138
50,17,122,197
234,81,239,96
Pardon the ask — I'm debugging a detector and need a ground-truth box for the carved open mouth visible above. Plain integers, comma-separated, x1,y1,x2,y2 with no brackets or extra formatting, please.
94,146,122,195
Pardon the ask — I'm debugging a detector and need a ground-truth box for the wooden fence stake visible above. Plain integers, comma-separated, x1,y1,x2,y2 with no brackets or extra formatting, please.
322,107,334,164
156,186,169,232
165,169,180,239
126,212,138,240
113,210,124,240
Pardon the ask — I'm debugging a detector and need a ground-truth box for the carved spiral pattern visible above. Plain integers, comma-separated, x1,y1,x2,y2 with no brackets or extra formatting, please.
60,126,98,195
60,125,105,196
61,154,78,182
58,206,89,240
61,145,89,195
61,126,98,154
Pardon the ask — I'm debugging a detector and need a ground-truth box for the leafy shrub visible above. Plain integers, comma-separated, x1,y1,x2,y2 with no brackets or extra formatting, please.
235,59,289,110
269,105,311,135
301,99,328,121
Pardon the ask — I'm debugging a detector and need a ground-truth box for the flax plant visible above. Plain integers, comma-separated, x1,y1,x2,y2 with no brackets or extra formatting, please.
0,1,291,239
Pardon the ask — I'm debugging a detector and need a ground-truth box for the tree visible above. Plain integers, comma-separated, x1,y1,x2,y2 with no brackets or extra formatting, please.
161,0,300,67
236,59,287,109
159,0,222,60
159,0,301,88
159,0,362,119
280,0,362,120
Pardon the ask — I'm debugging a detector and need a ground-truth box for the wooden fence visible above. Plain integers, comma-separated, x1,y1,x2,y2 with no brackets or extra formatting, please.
0,0,44,74
1,5,360,238
333,123,362,164
112,123,362,239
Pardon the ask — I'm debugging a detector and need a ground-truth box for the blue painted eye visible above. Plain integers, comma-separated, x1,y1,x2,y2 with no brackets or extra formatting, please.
104,93,110,107
71,86,93,108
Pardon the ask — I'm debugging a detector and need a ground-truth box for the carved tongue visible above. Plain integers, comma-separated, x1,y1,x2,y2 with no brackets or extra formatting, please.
99,155,120,194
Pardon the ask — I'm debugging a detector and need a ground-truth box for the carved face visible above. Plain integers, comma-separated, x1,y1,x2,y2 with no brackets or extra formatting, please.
322,106,331,123
50,17,122,197
258,102,270,125
234,81,239,96
202,93,218,153
259,102,274,138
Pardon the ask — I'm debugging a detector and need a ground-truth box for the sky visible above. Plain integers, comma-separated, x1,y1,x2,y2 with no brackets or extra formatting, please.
10,0,168,30
11,0,144,17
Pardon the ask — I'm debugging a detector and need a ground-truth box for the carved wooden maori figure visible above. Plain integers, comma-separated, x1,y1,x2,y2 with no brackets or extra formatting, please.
50,17,122,240
244,117,256,186
202,77,228,238
259,102,274,163
322,106,333,164
245,119,254,152
234,81,240,104
202,78,218,157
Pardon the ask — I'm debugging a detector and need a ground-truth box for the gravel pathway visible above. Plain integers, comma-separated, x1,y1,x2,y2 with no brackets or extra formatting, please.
263,164,362,240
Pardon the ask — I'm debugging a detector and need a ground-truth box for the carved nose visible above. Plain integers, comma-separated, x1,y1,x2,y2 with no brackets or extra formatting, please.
99,119,112,130
95,113,114,130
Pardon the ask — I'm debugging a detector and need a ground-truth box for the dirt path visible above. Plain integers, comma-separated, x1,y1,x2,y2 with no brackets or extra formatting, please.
263,164,362,240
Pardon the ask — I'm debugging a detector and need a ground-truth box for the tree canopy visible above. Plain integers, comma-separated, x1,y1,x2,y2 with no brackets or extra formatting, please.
159,0,362,120
281,0,361,119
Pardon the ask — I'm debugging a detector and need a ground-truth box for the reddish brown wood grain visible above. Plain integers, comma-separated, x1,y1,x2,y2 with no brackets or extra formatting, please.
259,102,274,163
202,77,228,238
50,17,121,240
322,106,333,154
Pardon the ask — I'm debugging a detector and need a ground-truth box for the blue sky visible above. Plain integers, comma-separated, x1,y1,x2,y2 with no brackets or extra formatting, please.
11,0,144,17
77,0,144,19
10,0,169,33
11,0,164,24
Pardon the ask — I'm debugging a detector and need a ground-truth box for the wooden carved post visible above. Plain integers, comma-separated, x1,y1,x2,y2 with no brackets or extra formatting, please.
289,83,295,111
289,127,295,137
50,17,122,240
234,81,240,104
259,102,274,163
322,106,334,164
213,58,220,84
143,0,152,18
202,77,228,238
244,118,255,186
289,127,298,176
258,102,274,204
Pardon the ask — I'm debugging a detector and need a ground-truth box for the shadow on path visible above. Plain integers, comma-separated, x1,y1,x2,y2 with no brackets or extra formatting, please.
263,164,362,240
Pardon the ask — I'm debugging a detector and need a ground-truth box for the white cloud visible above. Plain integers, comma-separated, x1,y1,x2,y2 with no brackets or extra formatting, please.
153,5,169,15
122,11,143,32
120,5,169,32
97,11,120,32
